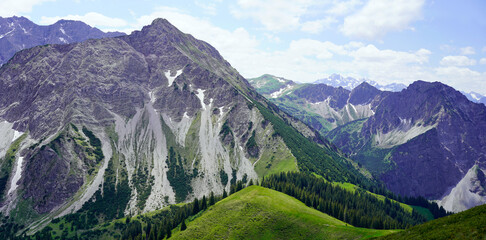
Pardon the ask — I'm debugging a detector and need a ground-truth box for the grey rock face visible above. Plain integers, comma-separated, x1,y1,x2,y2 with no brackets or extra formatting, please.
329,81,486,203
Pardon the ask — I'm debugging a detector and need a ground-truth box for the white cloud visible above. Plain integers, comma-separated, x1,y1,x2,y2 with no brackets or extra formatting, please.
460,46,475,55
40,12,128,29
352,44,430,64
0,0,54,16
480,58,486,65
326,0,362,16
301,17,337,34
264,33,281,43
341,0,425,40
238,38,433,88
231,0,315,32
288,39,344,59
434,66,486,94
440,55,476,67
440,44,455,53
195,0,221,15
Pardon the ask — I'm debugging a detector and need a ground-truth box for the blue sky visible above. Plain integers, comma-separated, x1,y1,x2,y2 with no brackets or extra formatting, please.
1,0,486,94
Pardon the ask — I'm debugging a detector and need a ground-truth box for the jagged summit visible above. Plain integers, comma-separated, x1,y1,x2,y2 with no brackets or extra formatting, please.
348,81,382,105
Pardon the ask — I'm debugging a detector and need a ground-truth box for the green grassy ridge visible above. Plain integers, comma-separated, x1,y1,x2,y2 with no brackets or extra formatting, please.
172,186,397,239
262,172,427,230
378,204,486,240
247,74,292,95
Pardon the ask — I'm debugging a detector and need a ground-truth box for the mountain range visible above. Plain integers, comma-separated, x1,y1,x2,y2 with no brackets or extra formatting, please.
0,16,484,239
249,74,486,213
0,16,125,65
0,18,370,236
313,73,407,92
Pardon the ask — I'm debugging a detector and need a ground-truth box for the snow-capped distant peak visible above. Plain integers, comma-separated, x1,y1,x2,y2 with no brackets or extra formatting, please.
59,37,68,44
470,93,480,101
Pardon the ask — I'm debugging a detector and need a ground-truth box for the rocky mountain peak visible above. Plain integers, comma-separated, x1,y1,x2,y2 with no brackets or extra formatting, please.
348,81,381,105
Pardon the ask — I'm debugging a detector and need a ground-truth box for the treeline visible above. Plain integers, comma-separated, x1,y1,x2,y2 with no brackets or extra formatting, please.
31,179,251,240
368,185,450,219
261,172,427,229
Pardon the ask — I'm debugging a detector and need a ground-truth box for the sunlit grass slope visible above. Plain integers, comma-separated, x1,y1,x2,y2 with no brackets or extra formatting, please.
172,186,397,240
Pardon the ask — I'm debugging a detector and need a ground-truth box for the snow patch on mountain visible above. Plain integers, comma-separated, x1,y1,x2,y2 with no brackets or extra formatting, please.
196,89,206,109
165,68,183,86
59,37,68,44
270,85,294,98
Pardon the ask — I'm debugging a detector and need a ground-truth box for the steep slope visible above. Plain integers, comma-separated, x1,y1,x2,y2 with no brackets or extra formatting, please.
172,186,396,239
0,16,125,65
327,81,486,212
0,18,367,234
379,203,486,240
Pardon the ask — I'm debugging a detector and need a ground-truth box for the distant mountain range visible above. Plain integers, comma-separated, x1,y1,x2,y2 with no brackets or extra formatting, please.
314,73,407,92
0,16,125,65
250,74,486,213
315,73,486,105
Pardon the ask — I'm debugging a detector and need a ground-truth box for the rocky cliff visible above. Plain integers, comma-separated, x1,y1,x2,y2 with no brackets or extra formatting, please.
329,81,486,212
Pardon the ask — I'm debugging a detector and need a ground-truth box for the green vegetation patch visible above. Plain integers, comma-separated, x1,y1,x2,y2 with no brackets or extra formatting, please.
253,137,298,178
82,126,104,163
263,172,426,230
172,185,396,240
166,147,193,203
253,100,372,187
379,204,486,240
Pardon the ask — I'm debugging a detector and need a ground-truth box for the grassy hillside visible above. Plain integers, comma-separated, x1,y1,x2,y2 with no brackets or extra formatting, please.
172,186,397,239
378,204,486,240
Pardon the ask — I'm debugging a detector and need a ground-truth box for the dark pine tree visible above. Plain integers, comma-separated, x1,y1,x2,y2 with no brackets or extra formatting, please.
209,192,215,206
192,198,200,215
201,195,207,210
180,220,187,231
